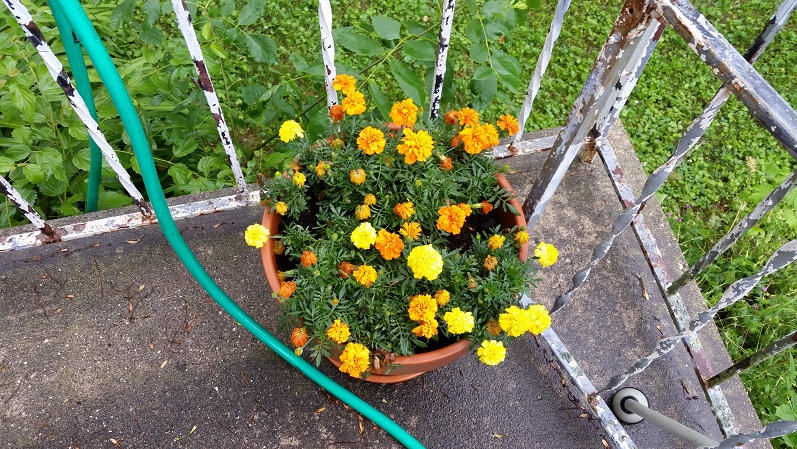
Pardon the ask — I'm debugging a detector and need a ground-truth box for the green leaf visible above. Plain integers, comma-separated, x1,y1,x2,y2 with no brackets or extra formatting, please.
0,156,15,173
201,21,212,41
197,155,226,177
23,163,46,185
11,126,32,144
527,0,541,8
241,84,267,105
333,28,384,56
173,139,198,158
470,66,497,109
372,16,401,40
97,190,132,210
168,163,194,186
142,0,161,26
403,41,437,62
388,59,425,106
73,148,92,171
4,144,31,162
33,148,66,182
39,177,66,197
237,0,265,26
464,19,483,42
54,202,83,217
405,21,427,36
9,84,36,121
482,1,506,19
469,42,489,64
289,54,309,72
244,34,277,64
110,0,136,29
368,81,392,120
68,125,88,141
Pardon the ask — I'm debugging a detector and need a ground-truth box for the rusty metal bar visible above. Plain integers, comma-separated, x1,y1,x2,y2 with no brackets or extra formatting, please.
170,0,247,193
428,0,455,120
520,295,636,449
0,190,260,252
708,420,797,449
4,0,151,217
707,330,797,388
318,0,339,112
523,0,663,233
507,0,570,149
599,239,797,394
491,134,557,159
0,175,59,243
653,0,797,160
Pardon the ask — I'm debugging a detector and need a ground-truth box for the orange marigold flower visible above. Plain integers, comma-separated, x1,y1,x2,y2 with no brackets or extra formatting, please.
331,138,344,149
396,128,434,164
315,161,327,177
290,327,308,348
459,123,499,155
434,289,450,307
353,264,377,288
332,73,357,95
399,221,422,240
458,107,480,126
408,294,437,322
483,255,498,271
457,203,473,217
393,201,415,219
444,109,459,125
468,276,478,289
412,319,439,339
300,250,317,268
363,194,377,206
496,114,520,135
486,319,502,336
326,318,350,344
357,126,386,155
436,204,468,234
329,104,345,123
338,342,370,378
374,229,404,260
481,200,494,214
355,204,371,220
273,240,285,255
390,98,419,128
349,168,366,185
279,281,296,298
440,157,453,171
451,135,462,148
341,90,366,115
338,261,357,279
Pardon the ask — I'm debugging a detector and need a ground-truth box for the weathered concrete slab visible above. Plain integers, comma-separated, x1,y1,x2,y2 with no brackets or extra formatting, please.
0,126,763,448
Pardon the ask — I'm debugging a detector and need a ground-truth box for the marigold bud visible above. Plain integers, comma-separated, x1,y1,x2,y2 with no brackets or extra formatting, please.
329,104,344,123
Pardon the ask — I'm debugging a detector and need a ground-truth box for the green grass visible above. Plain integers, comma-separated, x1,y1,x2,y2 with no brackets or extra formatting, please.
1,0,795,445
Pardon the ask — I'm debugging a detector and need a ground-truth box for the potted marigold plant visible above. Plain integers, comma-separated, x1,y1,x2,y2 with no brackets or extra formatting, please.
245,74,558,383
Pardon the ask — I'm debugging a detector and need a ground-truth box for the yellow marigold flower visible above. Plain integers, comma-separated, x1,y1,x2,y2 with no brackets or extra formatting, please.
331,138,344,149
400,221,422,240
293,171,306,187
499,305,527,337
514,230,530,245
273,240,285,255
412,319,439,339
279,281,296,299
357,126,386,155
477,340,506,366
329,104,344,123
408,294,437,322
486,319,501,336
534,242,559,267
244,223,270,248
496,114,520,135
315,161,327,177
350,222,377,249
339,342,370,378
355,204,371,220
291,327,308,348
374,229,404,260
436,204,468,234
443,307,475,334
393,201,415,219
458,107,480,127
279,120,304,142
526,304,552,335
353,264,377,288
396,128,434,164
483,255,498,271
407,245,444,281
444,109,459,125
363,194,377,206
332,73,357,96
300,250,317,268
342,90,366,115
488,234,505,251
349,168,366,185
274,201,288,215
390,98,419,128
326,318,351,344
434,289,450,307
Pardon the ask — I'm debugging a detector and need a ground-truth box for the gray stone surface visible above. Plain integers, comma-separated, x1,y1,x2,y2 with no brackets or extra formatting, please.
0,126,764,448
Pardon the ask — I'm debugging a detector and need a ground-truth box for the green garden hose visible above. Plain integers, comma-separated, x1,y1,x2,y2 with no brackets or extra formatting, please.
48,0,102,212
53,1,423,447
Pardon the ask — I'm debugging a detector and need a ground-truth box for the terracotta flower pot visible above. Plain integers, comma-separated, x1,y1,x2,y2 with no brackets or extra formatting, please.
260,173,528,383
